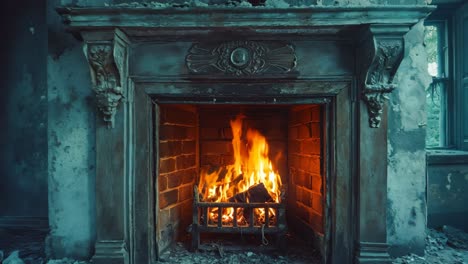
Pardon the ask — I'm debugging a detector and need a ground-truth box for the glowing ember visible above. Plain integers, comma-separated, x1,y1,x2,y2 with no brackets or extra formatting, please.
198,114,283,226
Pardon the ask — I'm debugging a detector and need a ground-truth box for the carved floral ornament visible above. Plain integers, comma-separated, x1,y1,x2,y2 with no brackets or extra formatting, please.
186,40,297,76
362,38,404,128
83,43,123,129
82,37,403,129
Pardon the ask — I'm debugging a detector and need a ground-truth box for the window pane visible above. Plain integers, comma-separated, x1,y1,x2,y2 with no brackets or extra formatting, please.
426,82,444,147
425,25,439,77
424,25,445,147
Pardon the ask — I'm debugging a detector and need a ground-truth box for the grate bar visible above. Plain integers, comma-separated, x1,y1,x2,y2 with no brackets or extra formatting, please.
192,186,287,251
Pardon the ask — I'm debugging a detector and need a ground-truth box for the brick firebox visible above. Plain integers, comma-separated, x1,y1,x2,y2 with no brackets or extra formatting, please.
156,104,326,252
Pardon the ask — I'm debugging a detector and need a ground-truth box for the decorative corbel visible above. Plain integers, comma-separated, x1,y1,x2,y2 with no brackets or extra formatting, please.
84,43,123,128
359,26,405,128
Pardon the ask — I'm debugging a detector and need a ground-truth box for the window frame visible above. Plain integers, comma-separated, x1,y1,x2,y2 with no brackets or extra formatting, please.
425,13,454,149
426,2,468,163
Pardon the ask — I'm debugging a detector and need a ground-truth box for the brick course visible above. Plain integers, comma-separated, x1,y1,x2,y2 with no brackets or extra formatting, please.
289,105,324,235
157,105,197,252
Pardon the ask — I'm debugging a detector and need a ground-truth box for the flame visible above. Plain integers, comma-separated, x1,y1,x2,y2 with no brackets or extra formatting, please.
198,115,282,226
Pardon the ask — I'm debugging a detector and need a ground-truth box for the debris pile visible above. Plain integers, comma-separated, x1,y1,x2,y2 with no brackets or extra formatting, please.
1,226,467,263
157,234,321,264
393,226,468,264
46,258,88,264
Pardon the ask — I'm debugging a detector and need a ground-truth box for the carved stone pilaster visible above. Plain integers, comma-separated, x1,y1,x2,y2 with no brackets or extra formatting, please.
84,43,123,128
359,28,405,128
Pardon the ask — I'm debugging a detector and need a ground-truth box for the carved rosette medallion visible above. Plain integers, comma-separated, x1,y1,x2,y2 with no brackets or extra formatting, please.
186,41,297,76
362,38,404,128
84,44,123,128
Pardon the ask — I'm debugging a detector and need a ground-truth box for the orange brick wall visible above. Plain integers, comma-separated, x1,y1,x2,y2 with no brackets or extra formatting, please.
157,105,197,252
288,105,324,235
198,106,288,182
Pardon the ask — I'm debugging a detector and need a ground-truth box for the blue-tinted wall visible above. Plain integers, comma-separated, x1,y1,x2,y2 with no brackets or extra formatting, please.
0,0,48,223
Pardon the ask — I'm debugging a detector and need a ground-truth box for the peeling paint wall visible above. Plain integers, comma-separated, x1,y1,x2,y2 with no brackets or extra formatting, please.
387,21,432,257
46,0,96,259
428,164,468,231
0,1,48,221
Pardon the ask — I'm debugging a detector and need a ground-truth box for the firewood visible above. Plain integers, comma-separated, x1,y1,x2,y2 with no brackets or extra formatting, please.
228,191,247,203
230,173,244,186
228,183,273,203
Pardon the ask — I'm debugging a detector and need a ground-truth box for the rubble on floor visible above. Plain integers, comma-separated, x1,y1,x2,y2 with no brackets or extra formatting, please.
392,226,468,264
0,253,88,264
0,227,86,264
2,226,467,264
157,234,321,264
3,251,25,264
45,259,88,264
0,228,47,264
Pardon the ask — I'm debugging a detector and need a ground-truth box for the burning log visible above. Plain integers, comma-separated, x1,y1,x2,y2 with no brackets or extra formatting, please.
228,183,274,203
227,183,274,226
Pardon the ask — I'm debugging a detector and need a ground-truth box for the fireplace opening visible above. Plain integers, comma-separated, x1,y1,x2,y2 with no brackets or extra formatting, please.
157,103,326,255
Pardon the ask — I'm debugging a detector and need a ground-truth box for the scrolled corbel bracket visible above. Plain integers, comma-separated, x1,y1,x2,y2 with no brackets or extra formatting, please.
358,25,407,128
362,85,395,128
83,42,123,129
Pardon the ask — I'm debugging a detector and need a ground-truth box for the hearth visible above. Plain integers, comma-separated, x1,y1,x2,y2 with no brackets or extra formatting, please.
58,5,434,264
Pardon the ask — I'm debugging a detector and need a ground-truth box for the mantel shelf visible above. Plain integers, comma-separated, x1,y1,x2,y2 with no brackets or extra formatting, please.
58,5,434,35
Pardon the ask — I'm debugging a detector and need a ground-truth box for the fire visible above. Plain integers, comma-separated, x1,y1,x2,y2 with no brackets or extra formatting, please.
198,114,283,226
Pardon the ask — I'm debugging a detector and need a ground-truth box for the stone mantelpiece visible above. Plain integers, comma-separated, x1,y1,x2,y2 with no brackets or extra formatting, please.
58,5,434,128
58,5,434,264
59,5,431,29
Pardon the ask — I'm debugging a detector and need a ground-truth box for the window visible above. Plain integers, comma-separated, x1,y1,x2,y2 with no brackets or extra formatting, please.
424,2,468,151
424,22,449,148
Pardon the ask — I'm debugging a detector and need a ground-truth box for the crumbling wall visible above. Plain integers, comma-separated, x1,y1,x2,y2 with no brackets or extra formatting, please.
427,164,468,231
0,0,48,232
387,20,432,257
0,3,48,261
46,0,96,259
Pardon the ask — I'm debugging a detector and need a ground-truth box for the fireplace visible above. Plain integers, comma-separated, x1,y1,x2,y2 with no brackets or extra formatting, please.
156,104,325,252
151,86,341,263
58,4,434,264
149,79,349,264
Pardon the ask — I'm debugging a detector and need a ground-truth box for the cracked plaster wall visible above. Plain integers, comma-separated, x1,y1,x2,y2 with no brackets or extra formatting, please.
387,21,432,257
47,0,96,259
43,0,431,260
427,164,468,231
0,1,48,222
